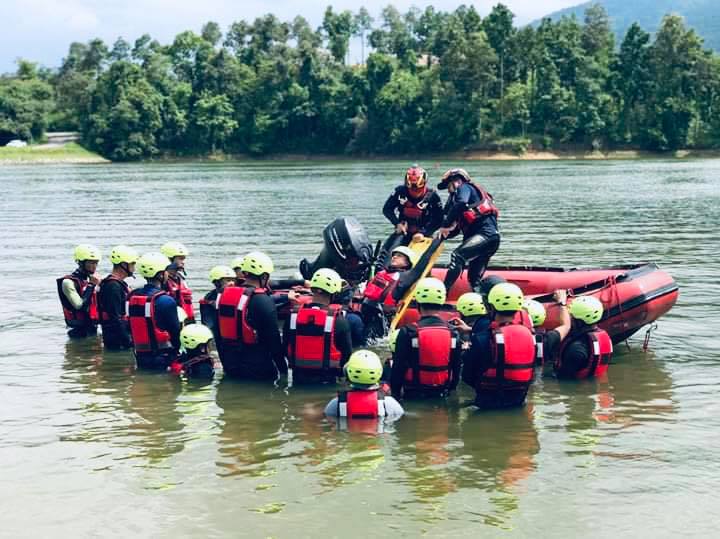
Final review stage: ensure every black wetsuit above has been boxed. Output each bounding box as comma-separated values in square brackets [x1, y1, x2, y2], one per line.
[543, 328, 592, 378]
[98, 276, 132, 350]
[442, 183, 500, 293]
[220, 291, 287, 380]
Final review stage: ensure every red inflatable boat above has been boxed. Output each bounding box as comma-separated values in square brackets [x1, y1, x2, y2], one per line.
[397, 263, 679, 343]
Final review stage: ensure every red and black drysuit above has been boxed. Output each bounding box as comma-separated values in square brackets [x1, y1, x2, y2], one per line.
[377, 185, 443, 270]
[440, 181, 500, 293]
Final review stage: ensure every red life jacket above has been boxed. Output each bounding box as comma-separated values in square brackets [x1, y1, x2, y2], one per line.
[166, 276, 194, 322]
[56, 273, 99, 327]
[98, 275, 130, 322]
[217, 286, 266, 345]
[127, 290, 172, 354]
[480, 322, 535, 389]
[459, 182, 499, 231]
[404, 323, 456, 389]
[337, 389, 386, 419]
[513, 309, 533, 330]
[286, 304, 343, 371]
[364, 270, 400, 306]
[555, 327, 613, 379]
[398, 189, 431, 233]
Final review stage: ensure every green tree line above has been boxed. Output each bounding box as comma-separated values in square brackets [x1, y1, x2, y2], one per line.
[2, 3, 720, 159]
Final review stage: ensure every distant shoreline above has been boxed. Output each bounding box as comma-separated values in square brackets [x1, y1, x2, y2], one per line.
[3, 144, 720, 165]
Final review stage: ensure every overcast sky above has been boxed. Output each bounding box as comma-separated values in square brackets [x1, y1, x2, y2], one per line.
[1, 0, 581, 73]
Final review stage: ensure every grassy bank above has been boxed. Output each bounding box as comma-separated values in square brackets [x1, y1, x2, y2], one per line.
[0, 142, 108, 164]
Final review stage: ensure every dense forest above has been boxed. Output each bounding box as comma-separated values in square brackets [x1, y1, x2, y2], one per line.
[2, 3, 720, 160]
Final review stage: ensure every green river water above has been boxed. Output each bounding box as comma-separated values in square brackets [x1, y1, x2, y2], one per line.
[0, 160, 718, 537]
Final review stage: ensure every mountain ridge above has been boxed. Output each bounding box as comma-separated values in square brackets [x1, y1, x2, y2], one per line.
[532, 0, 720, 50]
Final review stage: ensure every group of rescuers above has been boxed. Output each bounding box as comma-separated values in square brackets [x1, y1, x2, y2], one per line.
[58, 165, 613, 425]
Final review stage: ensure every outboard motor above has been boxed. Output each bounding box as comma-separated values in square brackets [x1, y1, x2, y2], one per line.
[300, 217, 373, 283]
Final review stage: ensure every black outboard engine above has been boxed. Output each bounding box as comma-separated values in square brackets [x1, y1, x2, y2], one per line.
[299, 217, 373, 283]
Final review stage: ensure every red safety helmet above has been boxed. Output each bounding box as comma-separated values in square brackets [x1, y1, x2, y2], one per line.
[405, 165, 428, 194]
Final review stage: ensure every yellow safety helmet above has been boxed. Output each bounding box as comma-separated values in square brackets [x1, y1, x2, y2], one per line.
[137, 252, 170, 279]
[310, 268, 342, 294]
[414, 277, 446, 305]
[488, 282, 524, 313]
[457, 292, 488, 317]
[345, 350, 383, 385]
[109, 245, 139, 265]
[74, 244, 101, 263]
[230, 256, 245, 270]
[209, 265, 235, 283]
[391, 245, 417, 268]
[180, 324, 214, 350]
[240, 251, 274, 276]
[569, 296, 604, 325]
[523, 299, 547, 327]
[160, 241, 189, 259]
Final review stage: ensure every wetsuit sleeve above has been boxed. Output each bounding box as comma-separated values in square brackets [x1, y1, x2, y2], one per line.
[324, 397, 339, 417]
[392, 238, 444, 301]
[390, 327, 411, 397]
[282, 315, 291, 355]
[63, 279, 95, 310]
[419, 192, 444, 236]
[383, 396, 405, 418]
[442, 185, 472, 227]
[252, 294, 287, 375]
[155, 295, 182, 350]
[272, 293, 290, 308]
[382, 189, 401, 226]
[334, 316, 353, 366]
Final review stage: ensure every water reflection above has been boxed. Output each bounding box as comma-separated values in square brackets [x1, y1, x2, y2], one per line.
[215, 379, 293, 478]
[393, 402, 461, 524]
[60, 339, 188, 469]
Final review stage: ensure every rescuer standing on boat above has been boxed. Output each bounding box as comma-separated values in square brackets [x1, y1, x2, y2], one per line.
[434, 168, 500, 294]
[377, 165, 444, 271]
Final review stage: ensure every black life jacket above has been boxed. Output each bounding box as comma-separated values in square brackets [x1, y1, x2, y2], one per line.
[98, 275, 130, 322]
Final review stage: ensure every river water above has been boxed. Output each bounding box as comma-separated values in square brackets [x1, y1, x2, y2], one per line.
[0, 160, 718, 537]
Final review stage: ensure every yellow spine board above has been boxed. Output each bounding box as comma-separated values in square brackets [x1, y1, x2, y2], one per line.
[389, 237, 444, 332]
